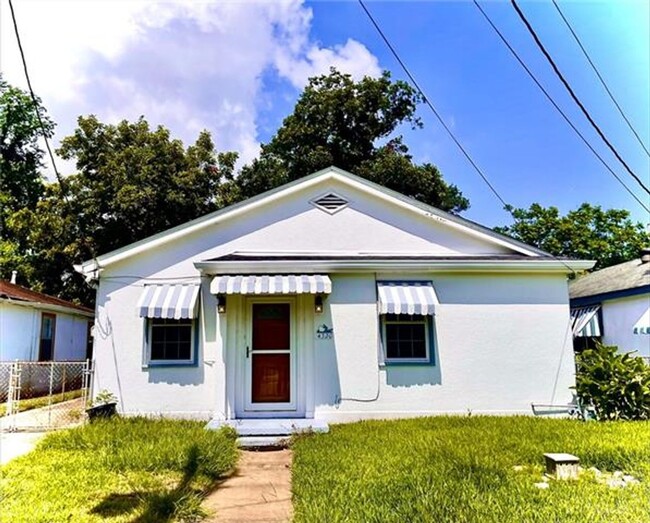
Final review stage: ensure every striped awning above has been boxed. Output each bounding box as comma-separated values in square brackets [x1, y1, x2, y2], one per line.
[377, 281, 438, 315]
[570, 305, 601, 337]
[210, 275, 332, 295]
[137, 284, 200, 319]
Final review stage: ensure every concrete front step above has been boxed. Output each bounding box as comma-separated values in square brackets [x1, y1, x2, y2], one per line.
[237, 436, 291, 449]
[206, 418, 329, 436]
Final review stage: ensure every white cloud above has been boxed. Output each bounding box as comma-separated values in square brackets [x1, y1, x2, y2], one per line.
[0, 0, 381, 177]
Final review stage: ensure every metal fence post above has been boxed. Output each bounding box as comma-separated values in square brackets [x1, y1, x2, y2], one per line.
[47, 362, 55, 428]
[62, 364, 67, 398]
[5, 361, 21, 432]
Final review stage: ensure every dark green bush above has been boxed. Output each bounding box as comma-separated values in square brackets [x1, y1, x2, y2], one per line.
[575, 343, 650, 420]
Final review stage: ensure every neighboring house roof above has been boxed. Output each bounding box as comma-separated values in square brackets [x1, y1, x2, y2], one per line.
[0, 280, 94, 316]
[75, 166, 594, 275]
[569, 258, 650, 303]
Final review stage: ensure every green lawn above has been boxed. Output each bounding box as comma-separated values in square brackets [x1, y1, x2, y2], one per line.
[0, 418, 238, 523]
[292, 416, 650, 523]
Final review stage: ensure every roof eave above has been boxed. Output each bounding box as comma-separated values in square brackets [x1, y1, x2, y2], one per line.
[0, 297, 94, 317]
[194, 258, 594, 274]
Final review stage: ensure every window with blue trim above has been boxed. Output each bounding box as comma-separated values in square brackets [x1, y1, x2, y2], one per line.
[382, 314, 430, 363]
[147, 318, 195, 364]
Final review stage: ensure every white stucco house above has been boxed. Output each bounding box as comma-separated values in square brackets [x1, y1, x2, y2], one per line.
[570, 252, 650, 361]
[75, 167, 593, 429]
[0, 280, 94, 362]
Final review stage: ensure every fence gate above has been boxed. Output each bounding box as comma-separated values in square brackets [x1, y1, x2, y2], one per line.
[1, 361, 93, 432]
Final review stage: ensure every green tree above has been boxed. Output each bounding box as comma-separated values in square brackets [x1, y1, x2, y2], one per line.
[495, 203, 649, 269]
[0, 77, 52, 219]
[238, 69, 468, 213]
[0, 76, 54, 285]
[9, 116, 239, 303]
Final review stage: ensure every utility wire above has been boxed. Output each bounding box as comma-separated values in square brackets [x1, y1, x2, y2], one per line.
[357, 0, 508, 210]
[552, 0, 650, 158]
[511, 0, 650, 196]
[9, 0, 103, 279]
[8, 0, 66, 196]
[473, 0, 650, 213]
[358, 0, 589, 278]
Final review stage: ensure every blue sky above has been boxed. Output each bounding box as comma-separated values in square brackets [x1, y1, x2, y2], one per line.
[1, 0, 648, 228]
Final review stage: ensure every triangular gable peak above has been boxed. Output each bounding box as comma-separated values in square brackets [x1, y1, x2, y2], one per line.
[77, 167, 557, 275]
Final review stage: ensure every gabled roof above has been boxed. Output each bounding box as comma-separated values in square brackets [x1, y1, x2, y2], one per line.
[570, 258, 650, 301]
[76, 166, 590, 274]
[0, 280, 94, 315]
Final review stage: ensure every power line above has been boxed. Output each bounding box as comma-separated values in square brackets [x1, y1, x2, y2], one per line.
[511, 0, 650, 196]
[9, 0, 103, 278]
[551, 0, 650, 158]
[8, 0, 66, 196]
[357, 0, 590, 278]
[473, 0, 650, 213]
[357, 0, 508, 210]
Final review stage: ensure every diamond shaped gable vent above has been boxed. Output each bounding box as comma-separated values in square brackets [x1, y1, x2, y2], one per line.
[311, 192, 349, 214]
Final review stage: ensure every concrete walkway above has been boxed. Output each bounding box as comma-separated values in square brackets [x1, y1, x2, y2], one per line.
[1, 398, 84, 431]
[0, 431, 46, 465]
[204, 449, 293, 523]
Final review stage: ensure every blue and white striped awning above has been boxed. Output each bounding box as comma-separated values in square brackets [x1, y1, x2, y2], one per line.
[570, 305, 601, 337]
[210, 275, 332, 295]
[377, 281, 438, 315]
[137, 284, 200, 319]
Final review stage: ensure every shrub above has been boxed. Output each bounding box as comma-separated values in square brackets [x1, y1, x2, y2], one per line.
[575, 343, 650, 420]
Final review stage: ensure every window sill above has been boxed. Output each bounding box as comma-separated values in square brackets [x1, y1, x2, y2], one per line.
[381, 360, 434, 367]
[142, 361, 198, 369]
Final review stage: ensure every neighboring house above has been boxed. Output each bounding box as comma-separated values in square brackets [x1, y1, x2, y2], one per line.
[0, 280, 94, 362]
[75, 167, 592, 424]
[569, 252, 650, 360]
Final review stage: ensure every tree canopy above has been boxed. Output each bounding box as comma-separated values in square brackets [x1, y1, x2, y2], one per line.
[237, 69, 469, 213]
[495, 203, 649, 270]
[2, 69, 473, 304]
[0, 76, 52, 232]
[3, 114, 240, 303]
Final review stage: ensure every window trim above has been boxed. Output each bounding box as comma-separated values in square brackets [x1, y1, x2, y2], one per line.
[380, 314, 436, 366]
[144, 317, 198, 368]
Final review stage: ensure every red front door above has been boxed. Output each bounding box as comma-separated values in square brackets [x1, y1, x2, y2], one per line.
[251, 303, 291, 403]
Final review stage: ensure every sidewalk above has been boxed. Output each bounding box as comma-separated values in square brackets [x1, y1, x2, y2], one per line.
[1, 397, 84, 431]
[0, 431, 46, 465]
[204, 449, 293, 522]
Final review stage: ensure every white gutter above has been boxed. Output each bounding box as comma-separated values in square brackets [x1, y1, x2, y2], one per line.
[0, 297, 94, 318]
[194, 259, 595, 274]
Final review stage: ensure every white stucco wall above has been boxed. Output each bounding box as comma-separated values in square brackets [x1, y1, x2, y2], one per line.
[601, 294, 650, 358]
[312, 273, 574, 420]
[92, 278, 223, 419]
[0, 302, 91, 361]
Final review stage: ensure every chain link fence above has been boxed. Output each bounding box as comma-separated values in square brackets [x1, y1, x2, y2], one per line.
[1, 361, 93, 432]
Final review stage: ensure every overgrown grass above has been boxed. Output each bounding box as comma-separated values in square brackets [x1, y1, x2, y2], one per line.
[0, 417, 238, 522]
[292, 416, 650, 522]
[0, 389, 83, 417]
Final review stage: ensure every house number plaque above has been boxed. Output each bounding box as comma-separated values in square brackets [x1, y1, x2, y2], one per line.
[316, 324, 333, 339]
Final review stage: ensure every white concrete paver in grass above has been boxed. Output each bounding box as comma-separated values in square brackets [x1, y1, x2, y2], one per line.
[0, 431, 46, 465]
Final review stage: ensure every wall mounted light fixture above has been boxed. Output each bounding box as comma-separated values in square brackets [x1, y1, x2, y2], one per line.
[217, 295, 227, 314]
[315, 295, 324, 314]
